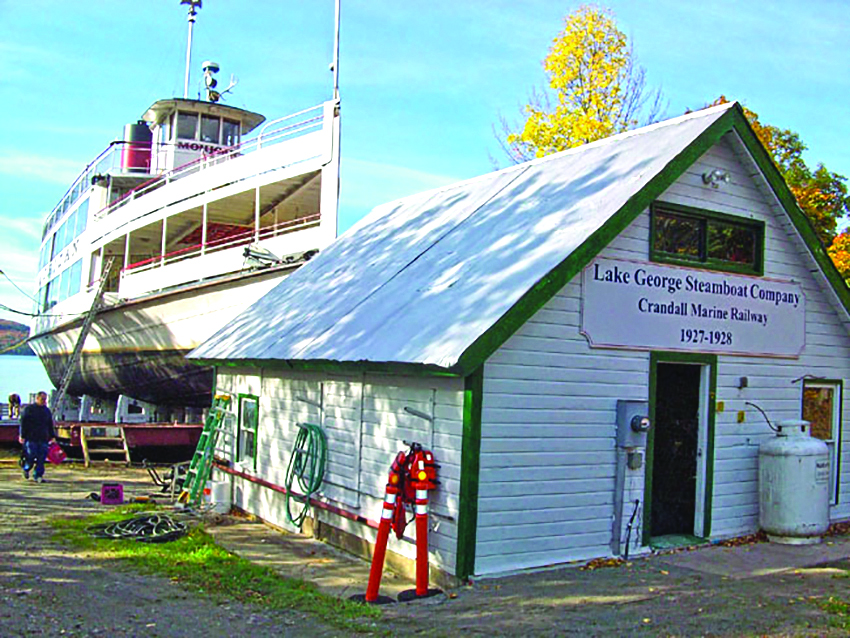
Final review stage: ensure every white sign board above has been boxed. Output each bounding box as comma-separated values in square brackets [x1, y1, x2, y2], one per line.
[581, 258, 805, 358]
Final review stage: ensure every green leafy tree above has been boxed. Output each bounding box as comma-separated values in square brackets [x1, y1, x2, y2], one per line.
[497, 5, 664, 163]
[711, 96, 850, 247]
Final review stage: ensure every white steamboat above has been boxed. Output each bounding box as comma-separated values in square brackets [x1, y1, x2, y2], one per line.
[28, 2, 341, 420]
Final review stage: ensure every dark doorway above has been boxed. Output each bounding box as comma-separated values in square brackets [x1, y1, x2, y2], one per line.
[651, 363, 702, 537]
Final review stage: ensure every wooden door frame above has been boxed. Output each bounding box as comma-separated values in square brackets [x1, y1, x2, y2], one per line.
[643, 351, 717, 545]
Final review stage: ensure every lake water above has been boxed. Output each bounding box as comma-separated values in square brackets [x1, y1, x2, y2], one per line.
[0, 355, 54, 403]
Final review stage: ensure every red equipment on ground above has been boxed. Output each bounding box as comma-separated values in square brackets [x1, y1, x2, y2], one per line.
[361, 441, 440, 603]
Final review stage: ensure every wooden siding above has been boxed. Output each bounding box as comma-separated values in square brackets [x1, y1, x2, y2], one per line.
[214, 368, 465, 574]
[477, 133, 850, 575]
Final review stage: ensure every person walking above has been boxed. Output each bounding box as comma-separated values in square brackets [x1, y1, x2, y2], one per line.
[19, 391, 56, 483]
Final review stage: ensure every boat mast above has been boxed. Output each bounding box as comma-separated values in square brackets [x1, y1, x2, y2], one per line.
[181, 0, 202, 99]
[332, 0, 341, 101]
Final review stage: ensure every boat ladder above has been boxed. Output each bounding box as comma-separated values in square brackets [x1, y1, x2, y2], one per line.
[179, 394, 233, 505]
[50, 257, 116, 413]
[80, 424, 131, 468]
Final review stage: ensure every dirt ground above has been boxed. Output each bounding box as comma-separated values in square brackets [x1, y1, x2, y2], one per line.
[0, 462, 346, 637]
[2, 458, 850, 637]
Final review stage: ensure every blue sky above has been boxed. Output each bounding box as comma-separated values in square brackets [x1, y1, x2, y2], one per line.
[0, 0, 848, 321]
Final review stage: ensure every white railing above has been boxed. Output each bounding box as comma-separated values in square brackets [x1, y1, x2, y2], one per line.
[121, 213, 321, 276]
[94, 103, 327, 222]
[42, 141, 135, 239]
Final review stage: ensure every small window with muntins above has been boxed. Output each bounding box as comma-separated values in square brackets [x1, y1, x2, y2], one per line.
[651, 203, 764, 275]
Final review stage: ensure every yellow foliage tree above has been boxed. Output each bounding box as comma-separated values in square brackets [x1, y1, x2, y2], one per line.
[499, 5, 663, 163]
[828, 231, 850, 285]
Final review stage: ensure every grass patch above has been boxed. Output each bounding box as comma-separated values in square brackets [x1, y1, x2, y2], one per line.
[50, 506, 382, 632]
[820, 596, 850, 631]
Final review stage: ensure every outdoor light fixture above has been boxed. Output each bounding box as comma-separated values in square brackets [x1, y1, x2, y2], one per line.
[702, 169, 731, 189]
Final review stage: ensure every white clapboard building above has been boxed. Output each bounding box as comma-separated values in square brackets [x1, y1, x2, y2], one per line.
[190, 102, 850, 582]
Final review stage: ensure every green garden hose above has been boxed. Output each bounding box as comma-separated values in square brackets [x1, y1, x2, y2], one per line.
[284, 422, 327, 528]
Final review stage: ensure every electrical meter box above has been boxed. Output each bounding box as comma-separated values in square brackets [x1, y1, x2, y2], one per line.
[617, 400, 651, 448]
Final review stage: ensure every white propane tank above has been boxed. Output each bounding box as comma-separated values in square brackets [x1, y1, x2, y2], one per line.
[759, 419, 830, 544]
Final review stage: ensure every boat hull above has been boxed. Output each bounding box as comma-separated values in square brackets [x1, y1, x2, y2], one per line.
[30, 265, 293, 406]
[39, 348, 212, 408]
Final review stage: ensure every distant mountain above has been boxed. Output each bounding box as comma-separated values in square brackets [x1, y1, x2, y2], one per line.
[0, 319, 34, 356]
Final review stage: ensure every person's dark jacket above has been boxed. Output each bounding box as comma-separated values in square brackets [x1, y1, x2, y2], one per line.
[19, 404, 56, 443]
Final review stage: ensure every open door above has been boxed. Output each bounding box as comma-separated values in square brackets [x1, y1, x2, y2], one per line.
[646, 353, 716, 545]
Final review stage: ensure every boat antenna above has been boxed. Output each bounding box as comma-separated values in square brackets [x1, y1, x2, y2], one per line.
[331, 0, 340, 101]
[181, 0, 203, 99]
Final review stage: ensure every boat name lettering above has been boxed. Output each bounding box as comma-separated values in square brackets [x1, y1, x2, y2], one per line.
[176, 141, 228, 154]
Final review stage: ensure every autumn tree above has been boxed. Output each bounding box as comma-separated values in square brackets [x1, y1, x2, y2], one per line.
[828, 231, 850, 284]
[497, 5, 664, 163]
[711, 96, 850, 248]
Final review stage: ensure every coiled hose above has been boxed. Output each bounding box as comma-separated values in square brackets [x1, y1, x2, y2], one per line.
[285, 422, 327, 528]
[86, 512, 189, 543]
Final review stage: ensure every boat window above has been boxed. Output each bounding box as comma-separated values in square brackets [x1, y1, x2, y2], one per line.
[200, 115, 220, 143]
[158, 121, 169, 145]
[76, 199, 89, 235]
[42, 283, 51, 312]
[60, 268, 72, 301]
[47, 276, 58, 309]
[68, 260, 82, 298]
[54, 220, 67, 256]
[176, 112, 199, 140]
[63, 212, 75, 250]
[222, 119, 239, 146]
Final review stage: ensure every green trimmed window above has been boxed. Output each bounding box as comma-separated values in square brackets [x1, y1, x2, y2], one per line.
[802, 381, 842, 504]
[237, 395, 259, 469]
[651, 203, 764, 275]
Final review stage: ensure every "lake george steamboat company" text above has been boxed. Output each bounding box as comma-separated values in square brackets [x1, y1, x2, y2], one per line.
[581, 258, 806, 357]
[592, 262, 801, 327]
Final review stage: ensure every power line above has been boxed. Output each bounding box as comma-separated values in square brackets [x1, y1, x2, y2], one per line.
[0, 302, 84, 319]
[0, 268, 37, 302]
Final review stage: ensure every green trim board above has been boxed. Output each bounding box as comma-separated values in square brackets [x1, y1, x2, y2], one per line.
[455, 368, 483, 581]
[649, 201, 765, 276]
[643, 351, 717, 546]
[193, 357, 461, 378]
